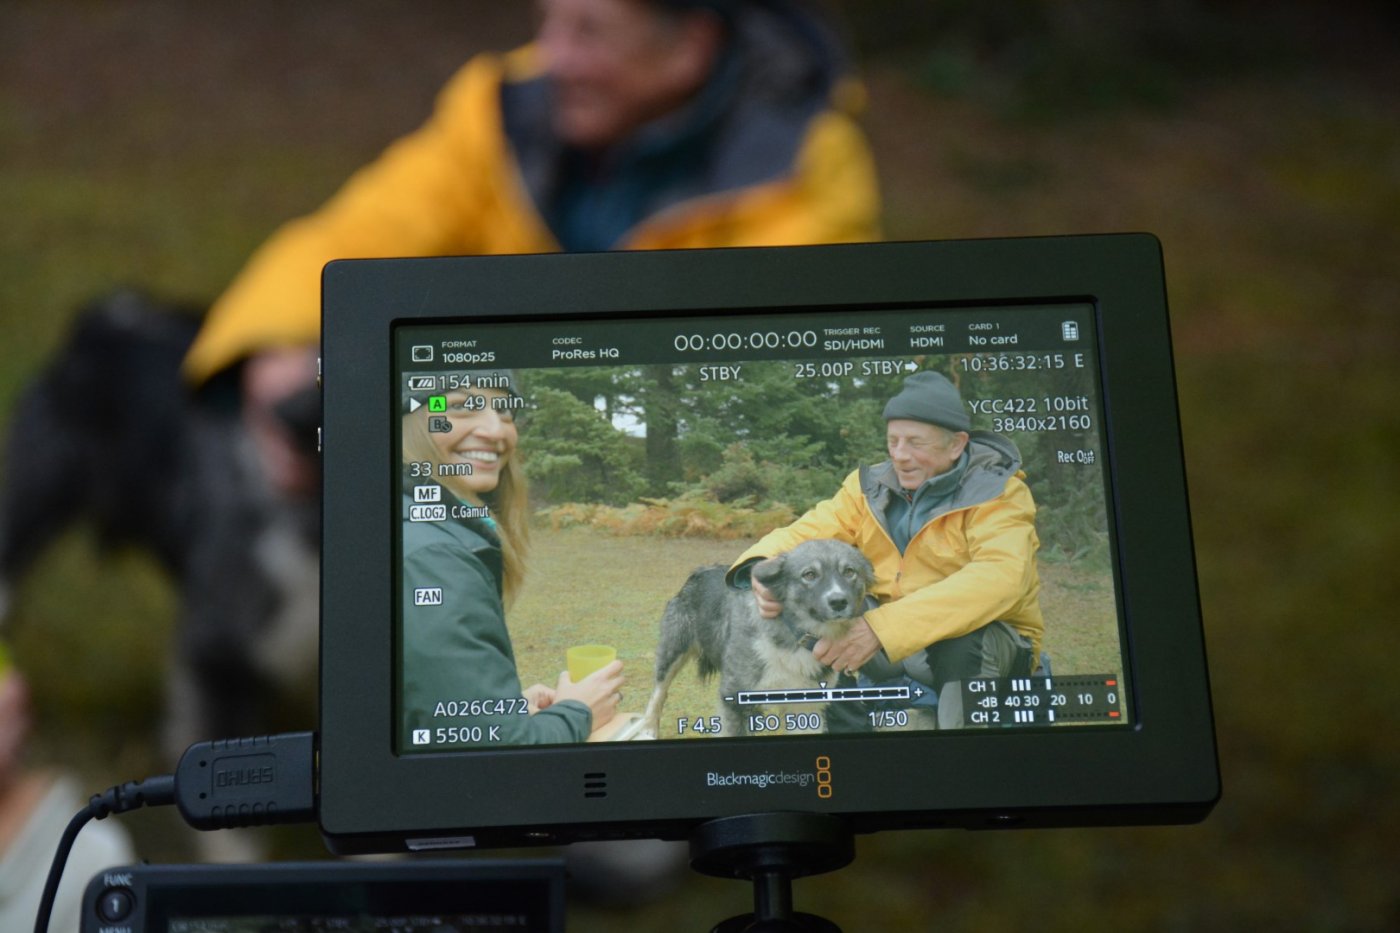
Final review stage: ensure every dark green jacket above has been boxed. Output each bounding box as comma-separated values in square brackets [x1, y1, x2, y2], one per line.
[400, 493, 590, 749]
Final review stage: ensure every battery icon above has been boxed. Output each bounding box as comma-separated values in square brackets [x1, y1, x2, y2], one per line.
[1061, 321, 1080, 341]
[408, 376, 436, 391]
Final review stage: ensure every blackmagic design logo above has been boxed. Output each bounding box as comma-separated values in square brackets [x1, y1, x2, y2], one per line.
[703, 755, 834, 798]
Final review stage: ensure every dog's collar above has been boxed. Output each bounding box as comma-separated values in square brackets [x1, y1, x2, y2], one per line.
[776, 611, 819, 653]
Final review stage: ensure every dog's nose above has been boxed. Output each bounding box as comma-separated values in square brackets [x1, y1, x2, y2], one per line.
[828, 596, 849, 614]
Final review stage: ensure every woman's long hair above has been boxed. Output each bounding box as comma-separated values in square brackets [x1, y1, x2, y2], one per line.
[402, 415, 530, 606]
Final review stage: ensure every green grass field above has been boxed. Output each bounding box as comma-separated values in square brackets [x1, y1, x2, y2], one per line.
[511, 528, 739, 734]
[511, 526, 1118, 738]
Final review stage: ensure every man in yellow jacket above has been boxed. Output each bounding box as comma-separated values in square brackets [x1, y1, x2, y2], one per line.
[183, 0, 880, 495]
[727, 371, 1044, 730]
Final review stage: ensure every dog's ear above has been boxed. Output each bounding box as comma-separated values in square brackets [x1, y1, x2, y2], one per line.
[837, 546, 874, 595]
[854, 551, 875, 590]
[751, 553, 787, 598]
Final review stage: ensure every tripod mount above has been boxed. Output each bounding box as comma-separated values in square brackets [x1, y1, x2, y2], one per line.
[689, 812, 855, 932]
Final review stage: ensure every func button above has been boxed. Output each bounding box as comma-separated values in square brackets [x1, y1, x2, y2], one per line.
[98, 887, 135, 922]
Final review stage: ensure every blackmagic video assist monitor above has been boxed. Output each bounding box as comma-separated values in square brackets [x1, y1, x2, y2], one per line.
[319, 236, 1218, 855]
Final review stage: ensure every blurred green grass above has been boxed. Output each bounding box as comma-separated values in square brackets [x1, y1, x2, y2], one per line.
[2, 1, 1398, 929]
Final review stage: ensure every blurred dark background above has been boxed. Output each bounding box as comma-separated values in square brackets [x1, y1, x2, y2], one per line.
[2, 1, 1397, 929]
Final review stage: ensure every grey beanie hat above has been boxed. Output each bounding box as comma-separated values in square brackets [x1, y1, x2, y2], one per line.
[882, 371, 971, 432]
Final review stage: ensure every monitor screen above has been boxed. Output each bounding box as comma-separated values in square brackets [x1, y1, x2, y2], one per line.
[318, 236, 1217, 853]
[392, 302, 1127, 753]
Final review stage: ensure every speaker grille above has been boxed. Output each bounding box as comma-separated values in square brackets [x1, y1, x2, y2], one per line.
[583, 772, 608, 799]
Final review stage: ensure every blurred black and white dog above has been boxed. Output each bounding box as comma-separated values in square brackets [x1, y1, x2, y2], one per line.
[0, 291, 320, 760]
[639, 538, 874, 738]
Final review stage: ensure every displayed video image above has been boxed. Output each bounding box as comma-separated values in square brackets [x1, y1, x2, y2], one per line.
[394, 304, 1129, 754]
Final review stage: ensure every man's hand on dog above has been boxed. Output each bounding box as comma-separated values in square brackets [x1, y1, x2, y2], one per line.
[553, 659, 625, 728]
[750, 573, 784, 619]
[243, 346, 320, 498]
[750, 562, 883, 675]
[813, 618, 883, 676]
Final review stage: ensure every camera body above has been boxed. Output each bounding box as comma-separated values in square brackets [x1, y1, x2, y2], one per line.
[81, 859, 565, 932]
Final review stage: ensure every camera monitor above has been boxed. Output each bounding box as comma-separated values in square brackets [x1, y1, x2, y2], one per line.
[319, 235, 1217, 855]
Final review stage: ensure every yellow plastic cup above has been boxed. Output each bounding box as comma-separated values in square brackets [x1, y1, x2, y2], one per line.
[566, 644, 617, 682]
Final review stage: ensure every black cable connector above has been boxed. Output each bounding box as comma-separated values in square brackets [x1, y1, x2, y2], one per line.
[34, 730, 318, 933]
[174, 731, 317, 830]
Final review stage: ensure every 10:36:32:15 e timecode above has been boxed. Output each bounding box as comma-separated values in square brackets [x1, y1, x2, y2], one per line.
[958, 353, 1085, 371]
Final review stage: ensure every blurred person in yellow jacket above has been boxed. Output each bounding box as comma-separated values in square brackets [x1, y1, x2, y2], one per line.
[183, 0, 881, 496]
[726, 371, 1044, 730]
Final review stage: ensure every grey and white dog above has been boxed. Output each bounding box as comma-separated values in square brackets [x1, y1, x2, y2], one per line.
[638, 538, 874, 738]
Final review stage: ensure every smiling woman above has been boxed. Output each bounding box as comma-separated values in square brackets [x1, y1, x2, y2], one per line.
[401, 372, 530, 602]
[398, 370, 627, 747]
[417, 387, 518, 504]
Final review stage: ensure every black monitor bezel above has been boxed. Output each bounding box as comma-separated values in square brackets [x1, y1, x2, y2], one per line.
[319, 235, 1218, 854]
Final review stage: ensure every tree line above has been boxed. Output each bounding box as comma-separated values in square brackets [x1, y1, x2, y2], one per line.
[514, 358, 1108, 561]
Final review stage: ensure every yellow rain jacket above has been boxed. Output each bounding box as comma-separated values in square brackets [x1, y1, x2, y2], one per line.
[729, 435, 1044, 665]
[183, 22, 881, 384]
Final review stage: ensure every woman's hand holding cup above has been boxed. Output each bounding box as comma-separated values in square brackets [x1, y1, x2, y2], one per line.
[556, 653, 625, 729]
